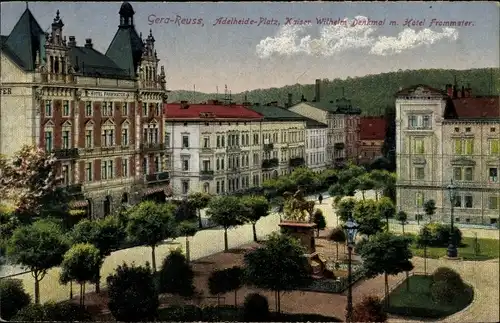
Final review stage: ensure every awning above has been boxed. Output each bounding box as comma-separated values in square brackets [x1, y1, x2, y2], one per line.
[164, 185, 173, 197]
[70, 200, 88, 208]
[143, 186, 166, 196]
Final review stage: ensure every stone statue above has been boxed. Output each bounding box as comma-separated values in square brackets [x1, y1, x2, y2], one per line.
[75, 89, 82, 101]
[282, 189, 316, 222]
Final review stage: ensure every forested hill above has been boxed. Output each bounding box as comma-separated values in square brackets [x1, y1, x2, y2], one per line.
[169, 68, 500, 116]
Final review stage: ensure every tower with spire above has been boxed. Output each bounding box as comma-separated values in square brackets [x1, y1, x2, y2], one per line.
[44, 9, 70, 79]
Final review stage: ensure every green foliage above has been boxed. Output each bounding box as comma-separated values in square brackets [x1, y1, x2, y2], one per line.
[107, 262, 159, 322]
[430, 267, 466, 304]
[178, 220, 198, 237]
[288, 167, 319, 192]
[188, 192, 212, 210]
[423, 200, 437, 220]
[357, 232, 414, 279]
[396, 210, 408, 224]
[208, 266, 243, 297]
[207, 196, 247, 229]
[59, 243, 102, 285]
[71, 216, 125, 257]
[378, 197, 395, 220]
[12, 301, 92, 321]
[158, 249, 195, 297]
[243, 293, 270, 322]
[313, 209, 326, 231]
[353, 199, 385, 237]
[336, 197, 357, 222]
[242, 195, 270, 223]
[243, 232, 312, 293]
[171, 68, 500, 115]
[352, 295, 388, 323]
[417, 223, 463, 247]
[0, 278, 31, 319]
[328, 227, 346, 243]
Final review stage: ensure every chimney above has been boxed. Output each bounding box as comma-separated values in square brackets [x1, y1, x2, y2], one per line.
[461, 85, 465, 98]
[84, 38, 93, 49]
[465, 83, 472, 97]
[288, 93, 292, 107]
[315, 79, 321, 102]
[68, 36, 76, 47]
[452, 85, 458, 98]
[180, 100, 189, 109]
[446, 84, 453, 97]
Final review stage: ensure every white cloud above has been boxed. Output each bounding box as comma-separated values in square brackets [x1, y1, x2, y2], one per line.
[255, 16, 459, 58]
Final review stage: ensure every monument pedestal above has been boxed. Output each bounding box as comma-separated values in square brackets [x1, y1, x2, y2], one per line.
[279, 221, 318, 273]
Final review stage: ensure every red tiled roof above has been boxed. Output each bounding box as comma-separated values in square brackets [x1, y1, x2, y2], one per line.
[359, 117, 386, 140]
[452, 97, 500, 119]
[164, 102, 264, 120]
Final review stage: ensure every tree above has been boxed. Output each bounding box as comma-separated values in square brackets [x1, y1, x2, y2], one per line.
[328, 227, 346, 260]
[178, 221, 198, 262]
[430, 267, 467, 304]
[242, 195, 270, 242]
[243, 232, 312, 313]
[356, 173, 376, 200]
[356, 232, 414, 306]
[188, 192, 212, 228]
[208, 266, 243, 306]
[7, 219, 68, 304]
[352, 295, 388, 322]
[158, 248, 195, 297]
[353, 199, 384, 237]
[59, 243, 102, 306]
[0, 145, 71, 225]
[107, 262, 159, 322]
[288, 167, 319, 193]
[71, 216, 126, 293]
[0, 278, 31, 320]
[126, 201, 178, 271]
[377, 197, 396, 232]
[206, 196, 246, 251]
[423, 199, 437, 222]
[313, 209, 326, 237]
[12, 302, 92, 322]
[336, 197, 357, 222]
[396, 210, 408, 234]
[243, 293, 270, 322]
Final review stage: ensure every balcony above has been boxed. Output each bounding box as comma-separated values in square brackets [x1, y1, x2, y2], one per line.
[140, 143, 164, 152]
[289, 157, 305, 168]
[264, 143, 274, 151]
[200, 147, 214, 154]
[144, 171, 170, 184]
[334, 142, 345, 150]
[226, 145, 241, 152]
[262, 158, 279, 169]
[200, 170, 215, 180]
[53, 148, 79, 159]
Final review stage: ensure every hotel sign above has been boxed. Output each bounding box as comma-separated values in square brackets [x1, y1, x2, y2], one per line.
[85, 90, 130, 98]
[0, 88, 12, 95]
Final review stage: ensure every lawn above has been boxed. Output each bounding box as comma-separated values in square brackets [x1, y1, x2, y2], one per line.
[410, 237, 499, 260]
[385, 274, 473, 318]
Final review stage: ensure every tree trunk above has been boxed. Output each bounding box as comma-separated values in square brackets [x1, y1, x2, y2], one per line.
[424, 245, 427, 275]
[95, 269, 101, 294]
[185, 237, 191, 262]
[362, 191, 365, 200]
[386, 216, 390, 232]
[224, 228, 229, 251]
[384, 273, 389, 307]
[277, 290, 281, 313]
[198, 209, 203, 229]
[375, 191, 379, 200]
[336, 243, 339, 260]
[234, 289, 238, 306]
[317, 228, 320, 237]
[80, 283, 83, 306]
[252, 223, 257, 242]
[402, 224, 405, 235]
[151, 245, 157, 272]
[82, 283, 87, 306]
[34, 277, 40, 305]
[69, 281, 73, 299]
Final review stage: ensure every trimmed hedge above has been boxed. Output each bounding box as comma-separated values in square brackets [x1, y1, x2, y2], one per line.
[12, 302, 92, 321]
[417, 223, 463, 247]
[300, 265, 366, 293]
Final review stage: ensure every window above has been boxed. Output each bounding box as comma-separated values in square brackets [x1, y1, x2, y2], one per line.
[182, 180, 189, 194]
[102, 129, 114, 146]
[121, 128, 128, 146]
[415, 192, 424, 207]
[45, 100, 52, 117]
[489, 168, 498, 182]
[491, 127, 496, 133]
[62, 100, 70, 116]
[85, 162, 93, 181]
[143, 157, 148, 175]
[164, 132, 170, 147]
[155, 103, 160, 116]
[464, 167, 473, 181]
[216, 181, 220, 194]
[465, 127, 471, 132]
[489, 139, 500, 155]
[122, 102, 128, 116]
[62, 165, 69, 185]
[455, 138, 474, 155]
[62, 130, 70, 149]
[454, 195, 462, 208]
[44, 130, 53, 152]
[408, 114, 432, 129]
[412, 138, 424, 154]
[488, 196, 499, 209]
[85, 129, 93, 148]
[101, 160, 114, 180]
[102, 102, 113, 117]
[203, 137, 210, 148]
[415, 167, 425, 179]
[85, 101, 93, 116]
[203, 160, 210, 171]
[217, 136, 220, 148]
[142, 102, 148, 116]
[182, 135, 189, 148]
[154, 156, 160, 172]
[221, 136, 225, 147]
[454, 127, 460, 133]
[183, 159, 189, 171]
[464, 195, 473, 208]
[122, 158, 129, 177]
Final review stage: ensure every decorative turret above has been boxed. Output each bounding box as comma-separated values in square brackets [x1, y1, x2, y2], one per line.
[50, 10, 64, 46]
[119, 1, 135, 27]
[44, 10, 70, 78]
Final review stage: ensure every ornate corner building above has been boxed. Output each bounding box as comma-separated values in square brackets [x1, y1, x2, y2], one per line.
[395, 84, 500, 225]
[0, 2, 170, 218]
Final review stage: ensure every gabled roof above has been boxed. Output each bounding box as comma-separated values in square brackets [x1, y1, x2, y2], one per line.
[305, 118, 327, 128]
[291, 100, 361, 115]
[105, 26, 143, 79]
[359, 116, 386, 140]
[2, 8, 45, 71]
[69, 46, 130, 78]
[293, 101, 338, 113]
[395, 84, 448, 98]
[164, 102, 263, 120]
[247, 104, 307, 121]
[446, 97, 500, 120]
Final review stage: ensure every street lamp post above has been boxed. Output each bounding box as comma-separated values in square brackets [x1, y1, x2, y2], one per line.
[343, 216, 359, 323]
[446, 180, 458, 258]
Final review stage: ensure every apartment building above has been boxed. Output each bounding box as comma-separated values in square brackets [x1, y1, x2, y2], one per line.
[395, 84, 500, 225]
[0, 3, 169, 218]
[305, 119, 328, 172]
[358, 116, 386, 165]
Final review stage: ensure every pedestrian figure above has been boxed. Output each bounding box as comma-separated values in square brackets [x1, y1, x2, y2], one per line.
[318, 194, 323, 204]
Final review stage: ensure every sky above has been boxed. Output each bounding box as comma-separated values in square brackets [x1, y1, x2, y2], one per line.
[1, 1, 498, 93]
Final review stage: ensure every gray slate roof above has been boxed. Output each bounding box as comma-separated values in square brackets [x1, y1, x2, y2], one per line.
[105, 27, 144, 79]
[247, 104, 308, 121]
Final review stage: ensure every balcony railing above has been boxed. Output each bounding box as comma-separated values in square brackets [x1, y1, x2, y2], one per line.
[226, 145, 241, 152]
[262, 158, 279, 169]
[140, 143, 164, 152]
[200, 170, 215, 180]
[53, 148, 79, 159]
[200, 147, 214, 154]
[289, 157, 305, 167]
[264, 143, 274, 150]
[144, 171, 169, 183]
